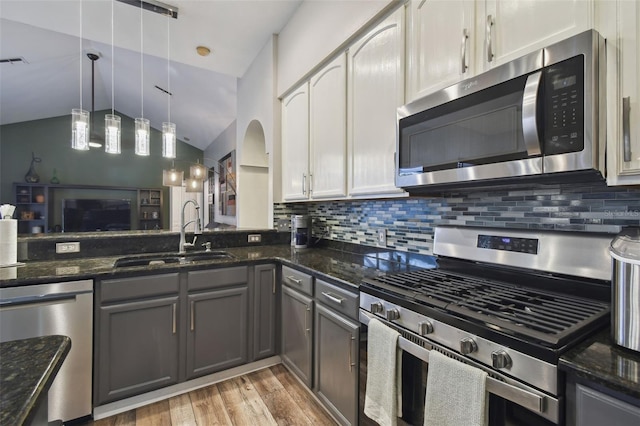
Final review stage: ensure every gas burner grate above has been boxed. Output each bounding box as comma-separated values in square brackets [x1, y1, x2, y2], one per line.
[364, 269, 610, 346]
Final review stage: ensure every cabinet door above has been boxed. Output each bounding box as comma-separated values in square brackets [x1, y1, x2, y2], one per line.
[348, 7, 407, 197]
[281, 286, 313, 387]
[314, 304, 359, 426]
[186, 286, 248, 380]
[576, 384, 640, 426]
[253, 264, 277, 360]
[611, 0, 640, 180]
[406, 0, 475, 101]
[97, 296, 179, 405]
[310, 54, 347, 199]
[481, 0, 593, 71]
[282, 82, 310, 201]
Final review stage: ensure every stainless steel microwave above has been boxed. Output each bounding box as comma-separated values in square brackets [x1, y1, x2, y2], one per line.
[396, 30, 605, 192]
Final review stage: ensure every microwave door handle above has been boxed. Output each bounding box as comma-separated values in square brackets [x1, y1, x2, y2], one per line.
[522, 71, 543, 156]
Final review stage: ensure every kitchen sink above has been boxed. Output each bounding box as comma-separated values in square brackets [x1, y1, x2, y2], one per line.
[113, 251, 234, 268]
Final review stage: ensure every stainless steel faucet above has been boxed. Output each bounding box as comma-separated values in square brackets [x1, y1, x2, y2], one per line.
[179, 199, 202, 254]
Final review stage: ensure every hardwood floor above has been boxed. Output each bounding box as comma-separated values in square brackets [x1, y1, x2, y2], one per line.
[90, 365, 338, 426]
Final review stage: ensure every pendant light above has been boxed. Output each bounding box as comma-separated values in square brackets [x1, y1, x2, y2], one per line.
[162, 14, 176, 158]
[185, 177, 203, 192]
[190, 159, 207, 181]
[105, 0, 121, 154]
[135, 2, 150, 156]
[71, 0, 89, 151]
[162, 161, 183, 186]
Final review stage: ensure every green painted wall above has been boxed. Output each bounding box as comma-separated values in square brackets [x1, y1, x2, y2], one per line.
[1, 110, 204, 230]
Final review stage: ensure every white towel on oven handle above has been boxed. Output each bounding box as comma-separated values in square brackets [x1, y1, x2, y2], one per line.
[364, 317, 403, 426]
[423, 350, 488, 426]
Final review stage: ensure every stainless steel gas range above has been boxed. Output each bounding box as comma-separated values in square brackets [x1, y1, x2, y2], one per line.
[359, 226, 612, 425]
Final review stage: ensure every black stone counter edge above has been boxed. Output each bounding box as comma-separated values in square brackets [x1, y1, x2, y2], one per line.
[0, 335, 71, 426]
[559, 329, 640, 402]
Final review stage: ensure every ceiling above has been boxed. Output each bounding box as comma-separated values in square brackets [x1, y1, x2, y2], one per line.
[0, 0, 303, 150]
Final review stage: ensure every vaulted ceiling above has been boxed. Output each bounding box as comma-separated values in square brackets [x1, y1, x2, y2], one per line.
[0, 0, 303, 150]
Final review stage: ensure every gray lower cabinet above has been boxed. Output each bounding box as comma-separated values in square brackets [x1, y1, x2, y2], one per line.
[186, 286, 248, 379]
[95, 273, 180, 405]
[281, 285, 314, 387]
[314, 278, 359, 425]
[575, 384, 640, 426]
[252, 264, 277, 360]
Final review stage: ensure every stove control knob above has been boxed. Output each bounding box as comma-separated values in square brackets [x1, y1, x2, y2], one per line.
[491, 350, 512, 369]
[418, 321, 434, 336]
[460, 337, 478, 355]
[386, 308, 400, 321]
[370, 302, 384, 314]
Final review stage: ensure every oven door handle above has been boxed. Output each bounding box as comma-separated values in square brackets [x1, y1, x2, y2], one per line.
[359, 310, 545, 416]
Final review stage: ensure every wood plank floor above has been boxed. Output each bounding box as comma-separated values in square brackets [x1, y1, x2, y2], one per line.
[90, 365, 338, 426]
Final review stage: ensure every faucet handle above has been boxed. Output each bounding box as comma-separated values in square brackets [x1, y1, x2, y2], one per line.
[202, 242, 212, 252]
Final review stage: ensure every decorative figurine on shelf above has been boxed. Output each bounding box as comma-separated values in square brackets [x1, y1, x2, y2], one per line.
[50, 168, 60, 184]
[24, 152, 41, 183]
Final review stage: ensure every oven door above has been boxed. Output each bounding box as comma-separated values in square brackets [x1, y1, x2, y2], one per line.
[359, 309, 560, 426]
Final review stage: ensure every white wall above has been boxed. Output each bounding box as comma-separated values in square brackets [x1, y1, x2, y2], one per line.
[236, 35, 279, 227]
[277, 0, 393, 96]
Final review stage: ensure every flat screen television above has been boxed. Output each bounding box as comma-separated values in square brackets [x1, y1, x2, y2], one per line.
[62, 199, 132, 232]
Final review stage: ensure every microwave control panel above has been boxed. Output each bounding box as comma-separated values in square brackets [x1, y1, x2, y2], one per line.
[543, 55, 584, 155]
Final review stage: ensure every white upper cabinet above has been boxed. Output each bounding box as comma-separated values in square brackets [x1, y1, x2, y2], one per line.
[348, 7, 406, 197]
[479, 0, 594, 71]
[406, 0, 476, 102]
[309, 54, 347, 199]
[605, 0, 640, 185]
[281, 82, 310, 201]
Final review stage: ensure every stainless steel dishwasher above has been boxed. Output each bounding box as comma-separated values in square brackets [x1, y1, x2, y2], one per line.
[0, 279, 93, 423]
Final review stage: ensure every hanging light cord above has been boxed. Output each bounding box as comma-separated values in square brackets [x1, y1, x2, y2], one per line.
[140, 1, 144, 118]
[167, 14, 171, 123]
[79, 0, 83, 110]
[111, 0, 115, 115]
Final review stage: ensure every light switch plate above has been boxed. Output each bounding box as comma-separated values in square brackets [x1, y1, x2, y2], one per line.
[377, 229, 387, 246]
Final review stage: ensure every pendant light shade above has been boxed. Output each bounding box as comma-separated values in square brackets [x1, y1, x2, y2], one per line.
[190, 160, 207, 181]
[185, 177, 203, 192]
[105, 114, 121, 154]
[162, 122, 177, 158]
[163, 167, 183, 186]
[71, 108, 90, 150]
[135, 118, 150, 156]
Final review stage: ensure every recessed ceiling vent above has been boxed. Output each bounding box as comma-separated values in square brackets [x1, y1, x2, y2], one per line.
[0, 57, 28, 65]
[115, 0, 178, 18]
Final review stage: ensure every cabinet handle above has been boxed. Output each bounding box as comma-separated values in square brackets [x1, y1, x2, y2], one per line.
[305, 305, 311, 335]
[321, 292, 344, 305]
[302, 173, 307, 195]
[286, 275, 302, 285]
[486, 15, 494, 63]
[172, 303, 177, 334]
[309, 173, 313, 195]
[190, 300, 195, 331]
[461, 28, 469, 74]
[272, 269, 276, 294]
[348, 334, 356, 372]
[623, 96, 632, 162]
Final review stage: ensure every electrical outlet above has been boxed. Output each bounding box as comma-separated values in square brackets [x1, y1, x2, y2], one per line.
[377, 229, 387, 246]
[248, 234, 262, 243]
[276, 219, 291, 232]
[56, 242, 80, 253]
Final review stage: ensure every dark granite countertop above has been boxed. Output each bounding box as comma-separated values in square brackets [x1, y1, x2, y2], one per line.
[560, 330, 640, 401]
[0, 335, 71, 425]
[0, 243, 436, 291]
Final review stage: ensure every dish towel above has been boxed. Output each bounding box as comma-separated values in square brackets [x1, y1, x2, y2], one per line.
[364, 317, 402, 426]
[423, 351, 488, 426]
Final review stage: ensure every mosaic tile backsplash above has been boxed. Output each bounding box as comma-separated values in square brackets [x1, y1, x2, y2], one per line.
[274, 183, 640, 255]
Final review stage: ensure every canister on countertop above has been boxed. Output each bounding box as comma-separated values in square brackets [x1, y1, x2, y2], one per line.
[610, 227, 640, 353]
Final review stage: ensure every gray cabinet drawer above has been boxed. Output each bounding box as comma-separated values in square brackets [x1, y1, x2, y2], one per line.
[188, 266, 248, 291]
[100, 273, 180, 303]
[315, 279, 358, 320]
[282, 265, 313, 296]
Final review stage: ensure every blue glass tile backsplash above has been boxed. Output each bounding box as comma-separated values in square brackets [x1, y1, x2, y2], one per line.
[274, 183, 640, 255]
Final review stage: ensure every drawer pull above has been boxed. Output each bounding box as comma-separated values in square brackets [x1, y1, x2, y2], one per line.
[190, 300, 195, 331]
[286, 276, 302, 285]
[322, 292, 344, 305]
[172, 303, 177, 334]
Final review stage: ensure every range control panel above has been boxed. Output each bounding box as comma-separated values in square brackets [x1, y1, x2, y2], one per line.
[477, 235, 539, 254]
